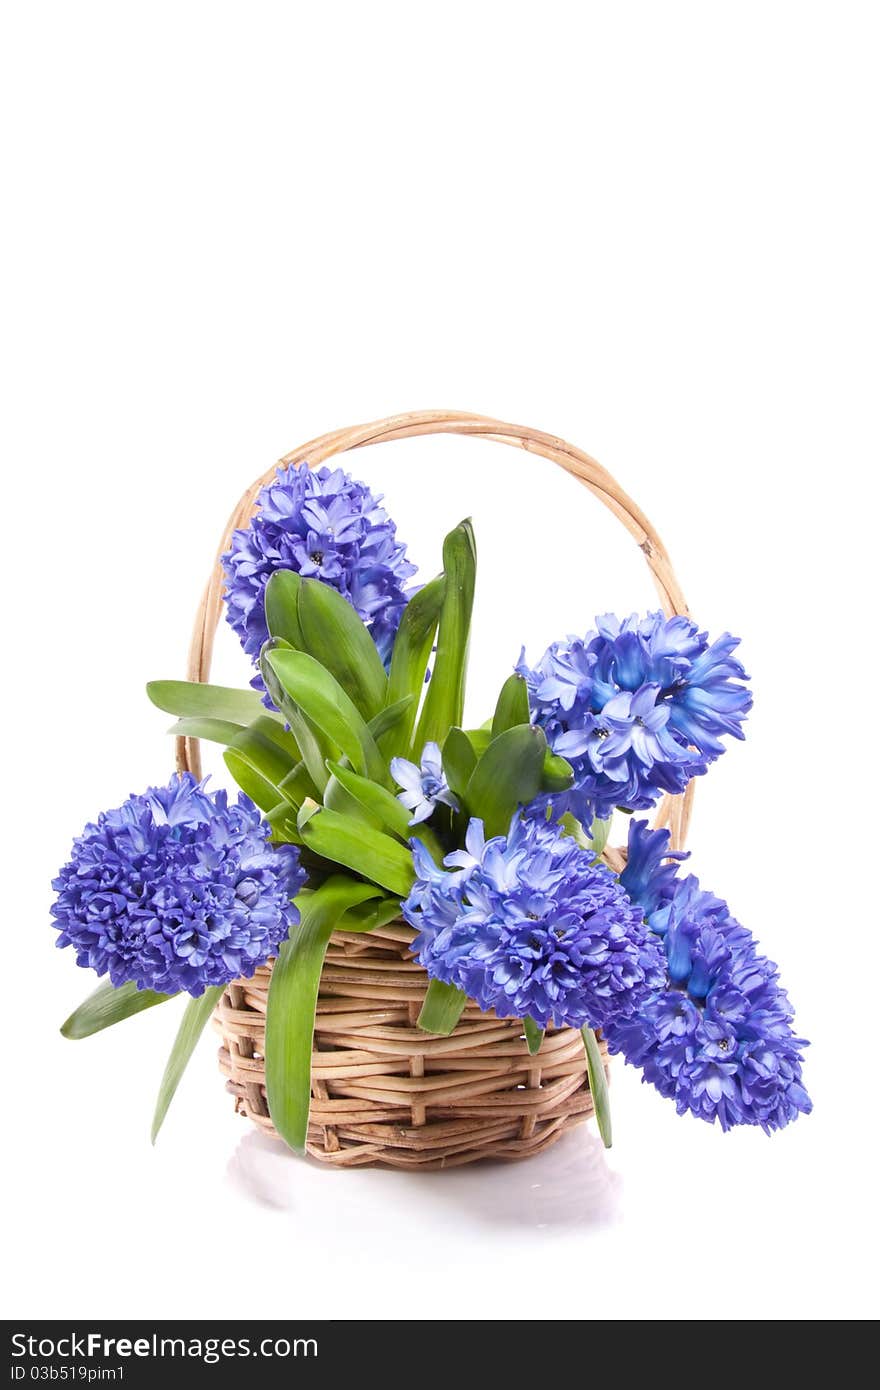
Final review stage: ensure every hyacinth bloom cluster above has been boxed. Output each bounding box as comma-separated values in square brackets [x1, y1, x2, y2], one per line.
[518, 612, 752, 820]
[391, 742, 459, 825]
[604, 820, 811, 1132]
[51, 775, 305, 997]
[222, 461, 417, 670]
[402, 815, 665, 1031]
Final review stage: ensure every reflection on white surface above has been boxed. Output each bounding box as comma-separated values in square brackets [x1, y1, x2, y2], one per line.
[227, 1127, 622, 1231]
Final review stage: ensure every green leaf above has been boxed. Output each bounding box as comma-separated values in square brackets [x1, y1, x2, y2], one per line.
[228, 726, 297, 789]
[297, 578, 388, 719]
[166, 715, 300, 768]
[462, 728, 492, 757]
[265, 803, 303, 843]
[325, 760, 412, 838]
[223, 750, 287, 813]
[441, 727, 477, 801]
[367, 694, 415, 749]
[296, 800, 415, 896]
[417, 978, 467, 1035]
[523, 1016, 544, 1055]
[491, 674, 530, 738]
[277, 759, 320, 808]
[147, 680, 267, 725]
[414, 522, 476, 750]
[265, 648, 386, 784]
[247, 715, 301, 761]
[151, 986, 224, 1142]
[260, 639, 336, 792]
[336, 896, 403, 934]
[541, 750, 574, 793]
[559, 811, 594, 851]
[264, 570, 305, 649]
[167, 717, 246, 745]
[477, 732, 571, 793]
[61, 979, 172, 1039]
[217, 725, 299, 814]
[465, 724, 546, 837]
[265, 879, 384, 1152]
[385, 576, 446, 758]
[582, 1027, 612, 1149]
[327, 761, 443, 861]
[323, 773, 385, 829]
[589, 815, 612, 858]
[560, 812, 612, 859]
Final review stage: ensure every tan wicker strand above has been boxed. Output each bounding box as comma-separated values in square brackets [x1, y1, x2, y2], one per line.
[189, 412, 693, 1167]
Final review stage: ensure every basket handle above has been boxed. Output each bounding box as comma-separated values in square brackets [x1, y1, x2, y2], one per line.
[179, 409, 695, 850]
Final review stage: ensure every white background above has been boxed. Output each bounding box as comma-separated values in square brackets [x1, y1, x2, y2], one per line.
[2, 2, 878, 1322]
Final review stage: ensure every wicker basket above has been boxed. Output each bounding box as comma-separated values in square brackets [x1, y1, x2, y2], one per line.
[179, 411, 693, 1168]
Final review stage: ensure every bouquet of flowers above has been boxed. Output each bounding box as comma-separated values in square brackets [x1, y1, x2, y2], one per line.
[53, 432, 810, 1159]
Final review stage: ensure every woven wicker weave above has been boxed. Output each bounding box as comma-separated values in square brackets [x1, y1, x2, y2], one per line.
[183, 411, 693, 1168]
[215, 922, 605, 1168]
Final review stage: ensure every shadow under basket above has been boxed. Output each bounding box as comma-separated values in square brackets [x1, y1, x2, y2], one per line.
[215, 919, 607, 1169]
